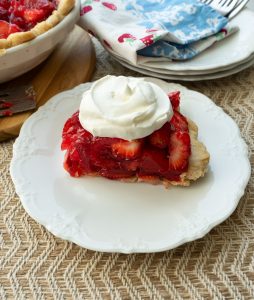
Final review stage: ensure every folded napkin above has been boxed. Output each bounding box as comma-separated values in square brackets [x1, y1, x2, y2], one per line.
[79, 0, 238, 64]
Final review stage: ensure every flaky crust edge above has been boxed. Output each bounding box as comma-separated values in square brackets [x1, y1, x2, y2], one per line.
[0, 0, 75, 53]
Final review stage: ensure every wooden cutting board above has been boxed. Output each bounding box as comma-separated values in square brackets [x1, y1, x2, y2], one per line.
[0, 26, 96, 142]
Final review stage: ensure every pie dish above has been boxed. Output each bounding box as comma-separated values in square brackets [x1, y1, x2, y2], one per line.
[61, 76, 210, 187]
[0, 0, 75, 52]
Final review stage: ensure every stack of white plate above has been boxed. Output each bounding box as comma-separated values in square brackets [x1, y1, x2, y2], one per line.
[105, 8, 254, 81]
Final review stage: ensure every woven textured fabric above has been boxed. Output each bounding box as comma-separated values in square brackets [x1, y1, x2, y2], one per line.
[0, 39, 254, 299]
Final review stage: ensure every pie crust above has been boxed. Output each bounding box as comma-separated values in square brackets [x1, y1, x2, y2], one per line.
[0, 0, 75, 51]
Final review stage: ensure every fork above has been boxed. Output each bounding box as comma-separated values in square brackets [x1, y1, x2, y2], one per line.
[200, 0, 250, 18]
[227, 0, 250, 18]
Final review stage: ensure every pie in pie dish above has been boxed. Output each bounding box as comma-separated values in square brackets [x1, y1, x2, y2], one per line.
[0, 0, 75, 50]
[61, 76, 210, 187]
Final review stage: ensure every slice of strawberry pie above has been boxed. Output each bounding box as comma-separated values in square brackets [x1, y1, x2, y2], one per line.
[61, 76, 209, 187]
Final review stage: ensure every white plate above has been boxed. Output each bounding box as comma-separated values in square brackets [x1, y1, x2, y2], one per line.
[114, 55, 254, 81]
[110, 49, 254, 76]
[10, 81, 251, 253]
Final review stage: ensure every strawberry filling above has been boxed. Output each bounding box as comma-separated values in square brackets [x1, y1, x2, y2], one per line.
[61, 91, 191, 182]
[0, 0, 58, 38]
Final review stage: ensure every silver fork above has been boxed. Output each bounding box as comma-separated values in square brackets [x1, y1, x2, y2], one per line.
[227, 0, 250, 18]
[200, 0, 249, 18]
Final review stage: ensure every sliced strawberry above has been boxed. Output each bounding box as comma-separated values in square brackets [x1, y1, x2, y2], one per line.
[0, 0, 10, 9]
[61, 135, 72, 150]
[0, 20, 21, 38]
[168, 91, 180, 111]
[168, 131, 191, 171]
[99, 169, 134, 180]
[63, 150, 84, 177]
[63, 150, 72, 172]
[74, 143, 93, 171]
[112, 139, 143, 160]
[121, 160, 139, 172]
[139, 148, 168, 175]
[9, 14, 26, 30]
[23, 8, 47, 23]
[64, 138, 99, 177]
[0, 4, 9, 22]
[62, 111, 93, 150]
[90, 138, 119, 169]
[169, 111, 188, 132]
[20, 0, 55, 10]
[148, 122, 170, 149]
[0, 10, 8, 23]
[7, 0, 56, 30]
[62, 111, 79, 133]
[138, 175, 160, 185]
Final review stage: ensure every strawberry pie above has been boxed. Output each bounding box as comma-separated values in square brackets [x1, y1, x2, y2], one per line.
[0, 0, 74, 51]
[61, 76, 210, 187]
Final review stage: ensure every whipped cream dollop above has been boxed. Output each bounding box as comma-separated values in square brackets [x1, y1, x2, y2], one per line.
[79, 75, 173, 140]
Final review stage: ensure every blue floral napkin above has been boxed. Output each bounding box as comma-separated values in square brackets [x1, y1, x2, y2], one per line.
[79, 0, 238, 64]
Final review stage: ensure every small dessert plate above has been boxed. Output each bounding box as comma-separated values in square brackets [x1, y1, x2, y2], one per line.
[10, 80, 251, 253]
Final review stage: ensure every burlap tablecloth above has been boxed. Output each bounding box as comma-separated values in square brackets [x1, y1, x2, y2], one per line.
[0, 39, 254, 299]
